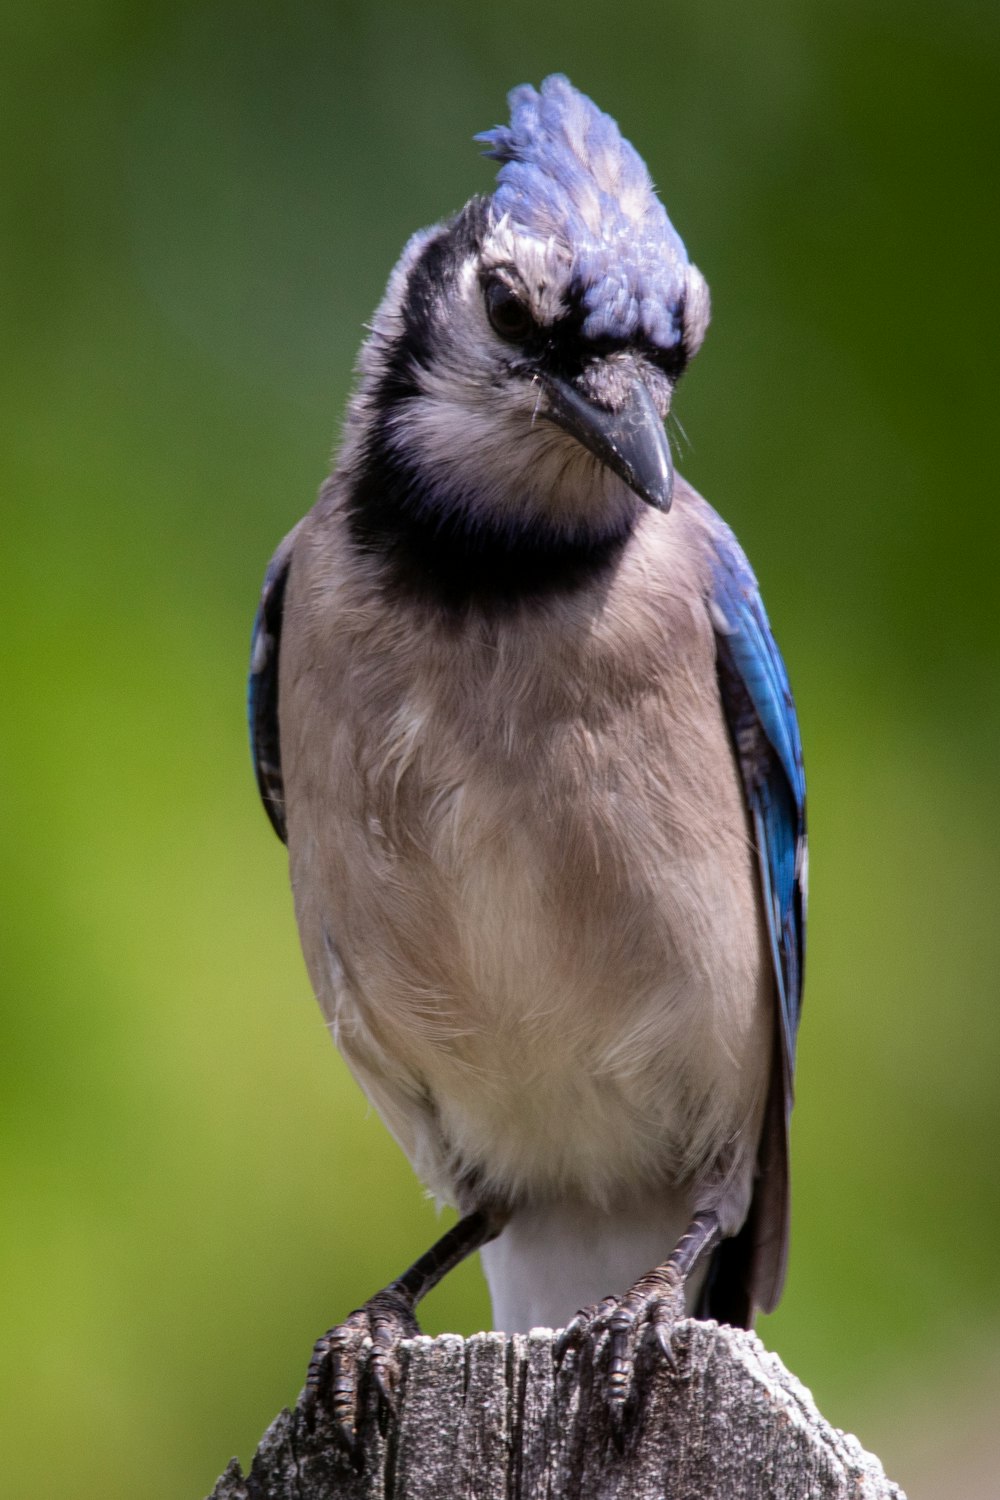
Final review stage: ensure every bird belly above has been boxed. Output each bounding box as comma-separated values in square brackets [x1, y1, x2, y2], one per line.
[442, 823, 765, 1206]
[298, 743, 771, 1217]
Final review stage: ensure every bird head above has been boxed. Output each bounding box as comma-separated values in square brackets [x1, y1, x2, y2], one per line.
[346, 76, 710, 555]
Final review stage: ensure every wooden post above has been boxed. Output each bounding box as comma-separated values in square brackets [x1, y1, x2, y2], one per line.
[209, 1320, 905, 1499]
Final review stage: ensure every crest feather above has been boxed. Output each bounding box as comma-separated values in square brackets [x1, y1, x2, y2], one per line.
[477, 75, 693, 348]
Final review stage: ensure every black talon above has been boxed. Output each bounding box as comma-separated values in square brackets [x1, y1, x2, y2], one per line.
[555, 1210, 723, 1427]
[305, 1307, 381, 1456]
[303, 1208, 505, 1457]
[307, 1290, 420, 1454]
[651, 1300, 681, 1370]
[555, 1297, 612, 1362]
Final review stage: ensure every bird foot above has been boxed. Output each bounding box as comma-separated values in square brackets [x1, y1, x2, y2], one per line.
[305, 1285, 420, 1460]
[555, 1270, 685, 1446]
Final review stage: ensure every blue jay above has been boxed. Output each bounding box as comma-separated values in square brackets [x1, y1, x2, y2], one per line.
[250, 76, 805, 1447]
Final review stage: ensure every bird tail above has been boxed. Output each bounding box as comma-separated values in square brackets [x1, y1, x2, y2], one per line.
[696, 1050, 790, 1328]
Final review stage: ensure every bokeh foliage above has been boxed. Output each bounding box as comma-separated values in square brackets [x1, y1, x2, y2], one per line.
[3, 3, 999, 1496]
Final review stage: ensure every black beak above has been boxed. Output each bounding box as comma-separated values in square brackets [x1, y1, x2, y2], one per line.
[539, 369, 674, 511]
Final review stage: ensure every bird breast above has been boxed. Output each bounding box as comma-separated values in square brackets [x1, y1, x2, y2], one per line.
[282, 501, 771, 1209]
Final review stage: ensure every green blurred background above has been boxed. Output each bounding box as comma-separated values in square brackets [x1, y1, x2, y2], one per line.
[3, 3, 998, 1495]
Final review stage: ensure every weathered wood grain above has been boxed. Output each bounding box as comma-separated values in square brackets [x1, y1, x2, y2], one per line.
[208, 1320, 905, 1499]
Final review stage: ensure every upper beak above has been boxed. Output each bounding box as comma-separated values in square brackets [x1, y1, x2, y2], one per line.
[538, 368, 674, 511]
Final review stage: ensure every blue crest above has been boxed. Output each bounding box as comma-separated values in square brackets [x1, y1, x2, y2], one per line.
[477, 75, 692, 348]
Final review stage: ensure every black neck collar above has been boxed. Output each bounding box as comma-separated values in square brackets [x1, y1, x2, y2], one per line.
[345, 444, 632, 615]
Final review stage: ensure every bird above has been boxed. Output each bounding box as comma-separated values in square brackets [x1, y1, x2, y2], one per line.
[249, 74, 806, 1450]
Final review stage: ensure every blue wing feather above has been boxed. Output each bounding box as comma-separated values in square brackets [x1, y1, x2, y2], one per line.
[709, 521, 806, 1094]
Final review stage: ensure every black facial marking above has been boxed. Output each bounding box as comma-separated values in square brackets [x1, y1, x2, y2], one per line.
[346, 442, 631, 613]
[541, 287, 689, 385]
[349, 200, 648, 613]
[377, 197, 493, 406]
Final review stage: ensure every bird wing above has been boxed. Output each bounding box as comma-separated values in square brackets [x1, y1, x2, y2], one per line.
[704, 516, 807, 1319]
[709, 522, 806, 1090]
[248, 524, 303, 844]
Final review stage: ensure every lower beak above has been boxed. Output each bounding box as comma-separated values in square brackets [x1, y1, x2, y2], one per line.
[539, 370, 674, 511]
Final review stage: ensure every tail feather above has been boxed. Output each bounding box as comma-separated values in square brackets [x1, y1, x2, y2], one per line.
[697, 1052, 790, 1328]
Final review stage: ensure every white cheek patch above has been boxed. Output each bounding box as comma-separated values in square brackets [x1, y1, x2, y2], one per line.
[386, 361, 633, 541]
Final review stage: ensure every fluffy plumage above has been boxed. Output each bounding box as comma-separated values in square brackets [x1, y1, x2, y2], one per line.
[478, 75, 699, 349]
[249, 76, 805, 1346]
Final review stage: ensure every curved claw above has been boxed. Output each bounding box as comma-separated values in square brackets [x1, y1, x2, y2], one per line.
[305, 1288, 421, 1458]
[305, 1310, 371, 1459]
[553, 1317, 586, 1363]
[611, 1275, 685, 1421]
[554, 1297, 614, 1361]
[651, 1301, 680, 1370]
[555, 1275, 685, 1442]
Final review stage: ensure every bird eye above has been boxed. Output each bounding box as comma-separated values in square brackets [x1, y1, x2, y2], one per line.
[484, 281, 535, 343]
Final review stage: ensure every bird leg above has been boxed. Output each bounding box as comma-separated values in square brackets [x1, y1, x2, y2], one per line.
[556, 1209, 721, 1441]
[306, 1206, 505, 1458]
